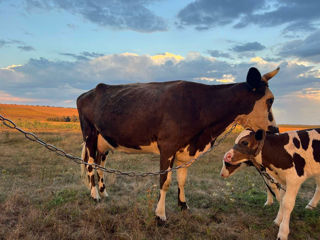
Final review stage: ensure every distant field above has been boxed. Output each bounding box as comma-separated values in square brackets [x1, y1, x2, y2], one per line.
[0, 104, 80, 132]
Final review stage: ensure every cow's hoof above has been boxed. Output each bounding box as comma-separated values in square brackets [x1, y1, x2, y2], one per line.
[155, 216, 167, 226]
[93, 197, 101, 203]
[179, 202, 189, 211]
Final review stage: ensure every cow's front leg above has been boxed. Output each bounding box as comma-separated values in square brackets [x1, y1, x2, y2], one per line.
[306, 176, 320, 209]
[276, 182, 301, 240]
[155, 155, 174, 223]
[274, 189, 285, 226]
[86, 148, 100, 202]
[176, 160, 189, 210]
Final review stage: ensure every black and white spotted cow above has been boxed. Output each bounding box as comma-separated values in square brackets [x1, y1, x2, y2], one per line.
[224, 128, 320, 240]
[77, 67, 280, 223]
[221, 154, 281, 206]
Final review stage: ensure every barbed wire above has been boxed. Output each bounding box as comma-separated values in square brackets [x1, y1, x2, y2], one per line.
[0, 114, 237, 177]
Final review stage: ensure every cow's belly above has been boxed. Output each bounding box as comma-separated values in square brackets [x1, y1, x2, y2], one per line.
[175, 142, 212, 162]
[97, 134, 160, 154]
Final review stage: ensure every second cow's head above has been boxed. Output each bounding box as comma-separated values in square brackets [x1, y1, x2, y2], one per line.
[240, 67, 279, 134]
[224, 129, 266, 166]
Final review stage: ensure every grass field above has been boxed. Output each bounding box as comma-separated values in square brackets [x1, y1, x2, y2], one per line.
[1, 130, 320, 239]
[0, 104, 320, 239]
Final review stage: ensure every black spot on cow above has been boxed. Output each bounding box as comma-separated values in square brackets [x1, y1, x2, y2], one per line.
[297, 130, 310, 150]
[293, 137, 300, 149]
[178, 188, 188, 210]
[88, 165, 93, 172]
[268, 112, 273, 122]
[262, 133, 293, 170]
[104, 135, 118, 148]
[90, 175, 95, 187]
[312, 140, 320, 163]
[292, 153, 305, 177]
[100, 185, 105, 193]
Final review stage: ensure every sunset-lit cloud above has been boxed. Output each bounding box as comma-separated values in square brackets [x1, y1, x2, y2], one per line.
[0, 91, 39, 103]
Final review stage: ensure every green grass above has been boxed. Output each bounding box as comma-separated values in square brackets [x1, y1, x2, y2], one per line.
[0, 130, 319, 239]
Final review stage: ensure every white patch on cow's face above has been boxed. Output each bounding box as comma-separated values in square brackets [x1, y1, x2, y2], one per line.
[97, 134, 160, 154]
[235, 129, 252, 144]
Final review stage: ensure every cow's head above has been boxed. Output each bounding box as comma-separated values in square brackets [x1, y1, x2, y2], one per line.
[223, 129, 266, 166]
[237, 67, 279, 134]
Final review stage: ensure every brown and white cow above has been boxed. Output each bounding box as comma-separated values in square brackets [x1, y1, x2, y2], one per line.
[220, 154, 281, 206]
[224, 129, 320, 240]
[76, 67, 279, 222]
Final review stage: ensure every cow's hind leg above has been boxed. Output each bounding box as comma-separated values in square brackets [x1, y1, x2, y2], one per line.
[176, 160, 189, 210]
[85, 132, 100, 202]
[155, 155, 174, 224]
[96, 151, 109, 198]
[306, 176, 320, 209]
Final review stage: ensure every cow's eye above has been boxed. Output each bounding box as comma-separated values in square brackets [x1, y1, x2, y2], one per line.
[266, 98, 274, 109]
[241, 140, 248, 146]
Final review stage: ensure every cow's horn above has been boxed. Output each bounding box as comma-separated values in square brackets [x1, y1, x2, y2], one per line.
[262, 67, 280, 82]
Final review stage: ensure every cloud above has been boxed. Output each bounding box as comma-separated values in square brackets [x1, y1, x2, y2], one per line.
[18, 45, 35, 51]
[25, 0, 167, 33]
[177, 0, 265, 30]
[279, 30, 320, 63]
[60, 51, 105, 61]
[231, 42, 266, 52]
[0, 91, 40, 104]
[1, 52, 320, 123]
[207, 50, 232, 59]
[177, 0, 320, 33]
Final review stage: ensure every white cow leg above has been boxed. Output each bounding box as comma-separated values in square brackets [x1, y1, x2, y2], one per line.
[274, 189, 286, 226]
[306, 176, 320, 209]
[277, 182, 301, 240]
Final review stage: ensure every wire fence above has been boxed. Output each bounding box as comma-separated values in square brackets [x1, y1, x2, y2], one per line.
[0, 114, 237, 177]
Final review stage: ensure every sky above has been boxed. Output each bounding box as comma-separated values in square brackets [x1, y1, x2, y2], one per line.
[0, 0, 320, 124]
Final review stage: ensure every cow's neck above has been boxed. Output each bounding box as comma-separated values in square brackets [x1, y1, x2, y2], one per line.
[205, 83, 254, 139]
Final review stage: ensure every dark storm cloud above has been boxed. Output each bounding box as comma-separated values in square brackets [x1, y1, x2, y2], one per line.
[231, 42, 266, 52]
[279, 30, 320, 63]
[177, 0, 265, 29]
[177, 0, 320, 32]
[207, 50, 232, 59]
[25, 0, 167, 32]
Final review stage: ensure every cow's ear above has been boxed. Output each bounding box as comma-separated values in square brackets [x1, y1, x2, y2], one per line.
[246, 67, 262, 90]
[255, 129, 265, 141]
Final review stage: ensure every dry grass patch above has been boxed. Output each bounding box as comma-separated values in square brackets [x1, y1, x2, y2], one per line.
[0, 130, 319, 239]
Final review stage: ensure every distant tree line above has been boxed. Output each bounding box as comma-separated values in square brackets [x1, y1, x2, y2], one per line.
[47, 115, 79, 122]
